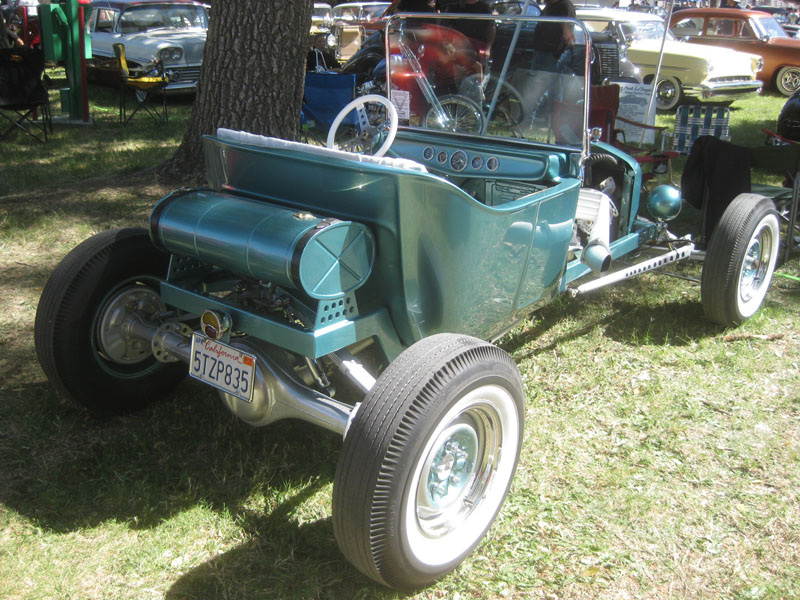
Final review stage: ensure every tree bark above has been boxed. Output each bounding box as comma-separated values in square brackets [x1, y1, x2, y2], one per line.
[159, 0, 313, 179]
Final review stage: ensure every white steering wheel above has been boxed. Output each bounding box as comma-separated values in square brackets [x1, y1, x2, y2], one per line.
[326, 94, 399, 157]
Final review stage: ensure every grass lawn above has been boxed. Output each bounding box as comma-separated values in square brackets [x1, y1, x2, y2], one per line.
[0, 72, 798, 600]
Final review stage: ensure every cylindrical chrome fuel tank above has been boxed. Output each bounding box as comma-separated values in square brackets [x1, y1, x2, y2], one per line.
[150, 189, 375, 299]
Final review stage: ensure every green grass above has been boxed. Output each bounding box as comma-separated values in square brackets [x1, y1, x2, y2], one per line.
[1, 78, 799, 599]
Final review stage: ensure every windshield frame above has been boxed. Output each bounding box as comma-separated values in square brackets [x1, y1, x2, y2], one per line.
[618, 19, 674, 44]
[751, 15, 789, 39]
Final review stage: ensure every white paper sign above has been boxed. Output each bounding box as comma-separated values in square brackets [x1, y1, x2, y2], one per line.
[391, 89, 411, 121]
[616, 83, 657, 145]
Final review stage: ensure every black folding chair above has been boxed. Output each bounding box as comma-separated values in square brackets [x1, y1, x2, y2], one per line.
[0, 47, 52, 142]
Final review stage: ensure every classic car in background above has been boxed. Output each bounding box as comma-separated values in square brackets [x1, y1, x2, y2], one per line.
[670, 8, 800, 96]
[87, 0, 208, 93]
[332, 1, 390, 33]
[578, 8, 762, 110]
[311, 2, 333, 35]
[330, 2, 390, 61]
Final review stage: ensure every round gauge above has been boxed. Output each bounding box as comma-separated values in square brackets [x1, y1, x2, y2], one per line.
[437, 150, 448, 164]
[486, 156, 499, 171]
[450, 150, 468, 172]
[422, 147, 435, 161]
[471, 155, 484, 170]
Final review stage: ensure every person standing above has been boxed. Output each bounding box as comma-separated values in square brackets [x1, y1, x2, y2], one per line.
[442, 0, 495, 59]
[515, 0, 577, 134]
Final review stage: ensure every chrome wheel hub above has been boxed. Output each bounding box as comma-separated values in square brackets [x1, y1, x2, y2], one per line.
[425, 424, 478, 508]
[739, 227, 773, 303]
[97, 285, 166, 364]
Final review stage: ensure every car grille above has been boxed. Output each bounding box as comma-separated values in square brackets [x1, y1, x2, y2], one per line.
[597, 44, 619, 79]
[167, 67, 201, 84]
[708, 76, 755, 83]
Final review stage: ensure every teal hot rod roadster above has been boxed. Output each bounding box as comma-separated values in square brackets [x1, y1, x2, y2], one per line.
[35, 13, 781, 591]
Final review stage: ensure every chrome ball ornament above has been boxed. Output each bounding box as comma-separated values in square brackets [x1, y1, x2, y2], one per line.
[647, 184, 682, 222]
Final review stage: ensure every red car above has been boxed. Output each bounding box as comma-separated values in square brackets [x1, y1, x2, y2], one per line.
[670, 7, 800, 95]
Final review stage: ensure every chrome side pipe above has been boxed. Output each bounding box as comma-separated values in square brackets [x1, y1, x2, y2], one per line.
[570, 242, 695, 296]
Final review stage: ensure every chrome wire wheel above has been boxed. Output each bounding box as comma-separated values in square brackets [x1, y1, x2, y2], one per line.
[777, 66, 800, 96]
[425, 95, 486, 134]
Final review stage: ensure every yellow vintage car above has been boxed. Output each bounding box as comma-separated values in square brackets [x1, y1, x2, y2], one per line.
[577, 8, 763, 110]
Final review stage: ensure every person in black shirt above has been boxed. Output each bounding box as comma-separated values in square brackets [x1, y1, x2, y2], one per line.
[442, 0, 495, 59]
[306, 34, 342, 73]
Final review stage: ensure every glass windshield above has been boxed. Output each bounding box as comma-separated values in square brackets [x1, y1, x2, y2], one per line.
[491, 1, 542, 17]
[387, 14, 590, 149]
[364, 4, 390, 19]
[118, 4, 208, 33]
[619, 19, 673, 42]
[312, 4, 332, 20]
[752, 16, 788, 39]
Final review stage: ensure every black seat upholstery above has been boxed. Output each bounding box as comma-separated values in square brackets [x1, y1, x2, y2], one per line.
[0, 47, 52, 142]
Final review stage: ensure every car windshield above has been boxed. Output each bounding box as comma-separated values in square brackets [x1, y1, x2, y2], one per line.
[387, 14, 590, 149]
[313, 4, 332, 20]
[619, 19, 674, 43]
[491, 1, 542, 16]
[363, 4, 389, 19]
[751, 15, 789, 39]
[334, 3, 390, 22]
[118, 4, 208, 33]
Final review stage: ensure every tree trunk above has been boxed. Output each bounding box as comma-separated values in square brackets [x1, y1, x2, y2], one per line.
[160, 0, 313, 179]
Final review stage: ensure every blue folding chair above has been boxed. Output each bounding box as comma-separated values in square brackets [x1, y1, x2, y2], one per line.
[667, 105, 731, 156]
[301, 72, 357, 144]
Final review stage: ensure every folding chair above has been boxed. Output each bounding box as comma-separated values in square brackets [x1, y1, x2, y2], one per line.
[552, 84, 676, 185]
[113, 43, 168, 126]
[0, 47, 52, 142]
[667, 105, 731, 155]
[301, 72, 356, 144]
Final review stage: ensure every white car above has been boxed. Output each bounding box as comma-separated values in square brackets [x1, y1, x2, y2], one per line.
[87, 0, 209, 93]
[577, 8, 763, 110]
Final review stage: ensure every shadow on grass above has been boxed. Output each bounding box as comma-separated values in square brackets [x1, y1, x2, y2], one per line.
[163, 484, 396, 600]
[500, 278, 721, 360]
[0, 378, 341, 533]
[0, 377, 396, 597]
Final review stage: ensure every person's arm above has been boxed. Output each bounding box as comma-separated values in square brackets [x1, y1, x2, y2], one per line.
[561, 22, 575, 47]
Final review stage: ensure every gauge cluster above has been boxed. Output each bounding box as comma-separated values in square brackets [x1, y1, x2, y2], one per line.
[421, 146, 500, 174]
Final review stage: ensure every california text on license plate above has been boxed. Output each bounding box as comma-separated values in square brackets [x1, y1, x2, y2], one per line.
[189, 333, 256, 402]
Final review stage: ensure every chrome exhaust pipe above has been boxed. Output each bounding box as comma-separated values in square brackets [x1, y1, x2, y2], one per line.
[576, 187, 613, 274]
[126, 317, 355, 437]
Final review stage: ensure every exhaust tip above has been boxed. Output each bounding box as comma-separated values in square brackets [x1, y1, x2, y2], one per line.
[582, 243, 612, 274]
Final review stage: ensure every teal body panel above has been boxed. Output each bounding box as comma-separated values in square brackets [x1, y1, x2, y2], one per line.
[395, 177, 579, 341]
[150, 190, 375, 299]
[157, 132, 582, 356]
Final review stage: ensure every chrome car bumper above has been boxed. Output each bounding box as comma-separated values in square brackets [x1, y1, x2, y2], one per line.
[684, 79, 762, 102]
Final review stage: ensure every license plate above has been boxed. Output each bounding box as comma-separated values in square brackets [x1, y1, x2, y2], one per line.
[189, 333, 256, 402]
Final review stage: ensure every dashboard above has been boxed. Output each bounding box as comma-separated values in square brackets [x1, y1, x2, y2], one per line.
[389, 131, 571, 206]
